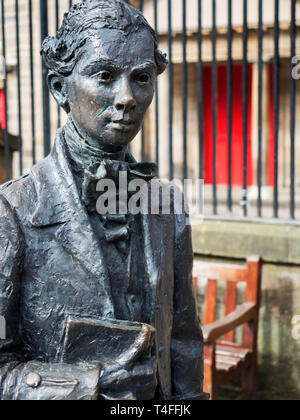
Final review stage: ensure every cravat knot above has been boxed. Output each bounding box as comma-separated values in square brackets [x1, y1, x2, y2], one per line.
[81, 160, 158, 243]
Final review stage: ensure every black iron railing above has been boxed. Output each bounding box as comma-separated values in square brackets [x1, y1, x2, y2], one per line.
[0, 0, 299, 221]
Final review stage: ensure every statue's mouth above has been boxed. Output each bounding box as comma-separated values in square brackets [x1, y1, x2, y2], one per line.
[110, 119, 136, 132]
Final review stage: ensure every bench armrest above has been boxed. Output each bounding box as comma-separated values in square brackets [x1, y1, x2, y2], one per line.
[202, 302, 257, 344]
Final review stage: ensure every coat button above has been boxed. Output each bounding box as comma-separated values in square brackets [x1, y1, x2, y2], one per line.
[26, 372, 42, 388]
[130, 295, 137, 304]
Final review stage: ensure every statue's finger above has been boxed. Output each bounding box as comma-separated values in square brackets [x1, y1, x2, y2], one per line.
[116, 324, 153, 369]
[100, 392, 137, 401]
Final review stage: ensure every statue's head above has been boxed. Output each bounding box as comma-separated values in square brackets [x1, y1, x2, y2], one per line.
[41, 0, 168, 148]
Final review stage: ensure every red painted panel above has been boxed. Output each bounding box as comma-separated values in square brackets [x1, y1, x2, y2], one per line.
[0, 89, 5, 129]
[203, 64, 253, 186]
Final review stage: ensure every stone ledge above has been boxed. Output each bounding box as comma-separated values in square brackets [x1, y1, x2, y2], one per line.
[191, 218, 300, 265]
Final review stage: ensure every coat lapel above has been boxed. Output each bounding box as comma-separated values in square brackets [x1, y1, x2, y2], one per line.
[140, 213, 162, 326]
[30, 129, 115, 319]
[140, 208, 174, 400]
[139, 183, 175, 326]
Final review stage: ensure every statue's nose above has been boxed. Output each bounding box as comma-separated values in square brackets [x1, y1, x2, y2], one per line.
[114, 78, 137, 112]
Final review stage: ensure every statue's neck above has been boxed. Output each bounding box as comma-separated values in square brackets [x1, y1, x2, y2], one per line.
[63, 115, 127, 171]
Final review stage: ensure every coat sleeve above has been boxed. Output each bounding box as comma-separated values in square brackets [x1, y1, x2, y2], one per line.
[171, 208, 207, 400]
[0, 195, 101, 400]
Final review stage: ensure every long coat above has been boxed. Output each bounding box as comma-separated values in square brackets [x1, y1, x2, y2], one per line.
[0, 130, 204, 400]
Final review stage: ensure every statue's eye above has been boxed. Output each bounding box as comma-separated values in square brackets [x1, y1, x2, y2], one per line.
[98, 71, 113, 83]
[135, 73, 151, 85]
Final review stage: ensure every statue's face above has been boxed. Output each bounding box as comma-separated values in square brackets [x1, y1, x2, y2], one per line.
[65, 28, 157, 148]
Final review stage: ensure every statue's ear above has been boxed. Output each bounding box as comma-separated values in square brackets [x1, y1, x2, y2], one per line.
[48, 72, 70, 113]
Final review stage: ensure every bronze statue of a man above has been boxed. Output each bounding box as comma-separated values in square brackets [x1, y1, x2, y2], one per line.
[0, 0, 205, 400]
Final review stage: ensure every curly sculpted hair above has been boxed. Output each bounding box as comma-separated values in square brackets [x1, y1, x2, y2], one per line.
[41, 0, 168, 76]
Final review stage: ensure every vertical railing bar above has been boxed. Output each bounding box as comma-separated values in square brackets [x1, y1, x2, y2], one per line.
[40, 0, 51, 157]
[257, 0, 263, 217]
[125, 0, 131, 151]
[168, 0, 173, 180]
[1, 0, 11, 181]
[153, 0, 159, 169]
[273, 0, 279, 218]
[212, 0, 217, 215]
[182, 0, 187, 182]
[15, 0, 23, 175]
[290, 0, 296, 219]
[55, 0, 61, 130]
[29, 0, 36, 165]
[197, 0, 203, 182]
[140, 126, 145, 159]
[241, 0, 248, 217]
[138, 0, 145, 161]
[227, 0, 232, 213]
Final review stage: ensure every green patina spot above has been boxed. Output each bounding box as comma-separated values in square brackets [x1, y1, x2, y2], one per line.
[96, 103, 109, 118]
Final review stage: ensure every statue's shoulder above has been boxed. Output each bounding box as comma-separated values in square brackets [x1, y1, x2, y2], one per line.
[149, 178, 185, 200]
[0, 156, 51, 199]
[0, 173, 32, 196]
[149, 177, 182, 190]
[0, 157, 49, 214]
[147, 178, 186, 218]
[0, 173, 34, 225]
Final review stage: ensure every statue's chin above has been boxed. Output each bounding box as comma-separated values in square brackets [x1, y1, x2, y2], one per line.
[98, 134, 134, 149]
[100, 126, 139, 148]
[71, 117, 137, 150]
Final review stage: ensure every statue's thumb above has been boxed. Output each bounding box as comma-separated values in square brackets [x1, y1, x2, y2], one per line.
[116, 324, 154, 369]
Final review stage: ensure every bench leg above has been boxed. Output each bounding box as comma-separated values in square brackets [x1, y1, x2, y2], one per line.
[204, 344, 217, 400]
[241, 356, 258, 399]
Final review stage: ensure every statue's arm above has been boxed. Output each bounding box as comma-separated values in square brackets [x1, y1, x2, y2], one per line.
[0, 195, 101, 400]
[171, 209, 205, 400]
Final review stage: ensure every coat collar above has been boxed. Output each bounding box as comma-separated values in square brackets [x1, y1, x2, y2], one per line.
[30, 128, 81, 227]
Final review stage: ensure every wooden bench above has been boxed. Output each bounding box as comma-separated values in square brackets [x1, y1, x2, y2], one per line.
[193, 256, 262, 400]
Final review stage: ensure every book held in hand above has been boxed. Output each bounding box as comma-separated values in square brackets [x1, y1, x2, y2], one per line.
[60, 316, 156, 365]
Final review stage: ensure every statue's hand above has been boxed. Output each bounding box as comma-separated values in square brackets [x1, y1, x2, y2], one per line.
[98, 325, 157, 400]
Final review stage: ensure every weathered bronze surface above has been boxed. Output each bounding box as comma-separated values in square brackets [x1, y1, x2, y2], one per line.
[0, 0, 205, 400]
